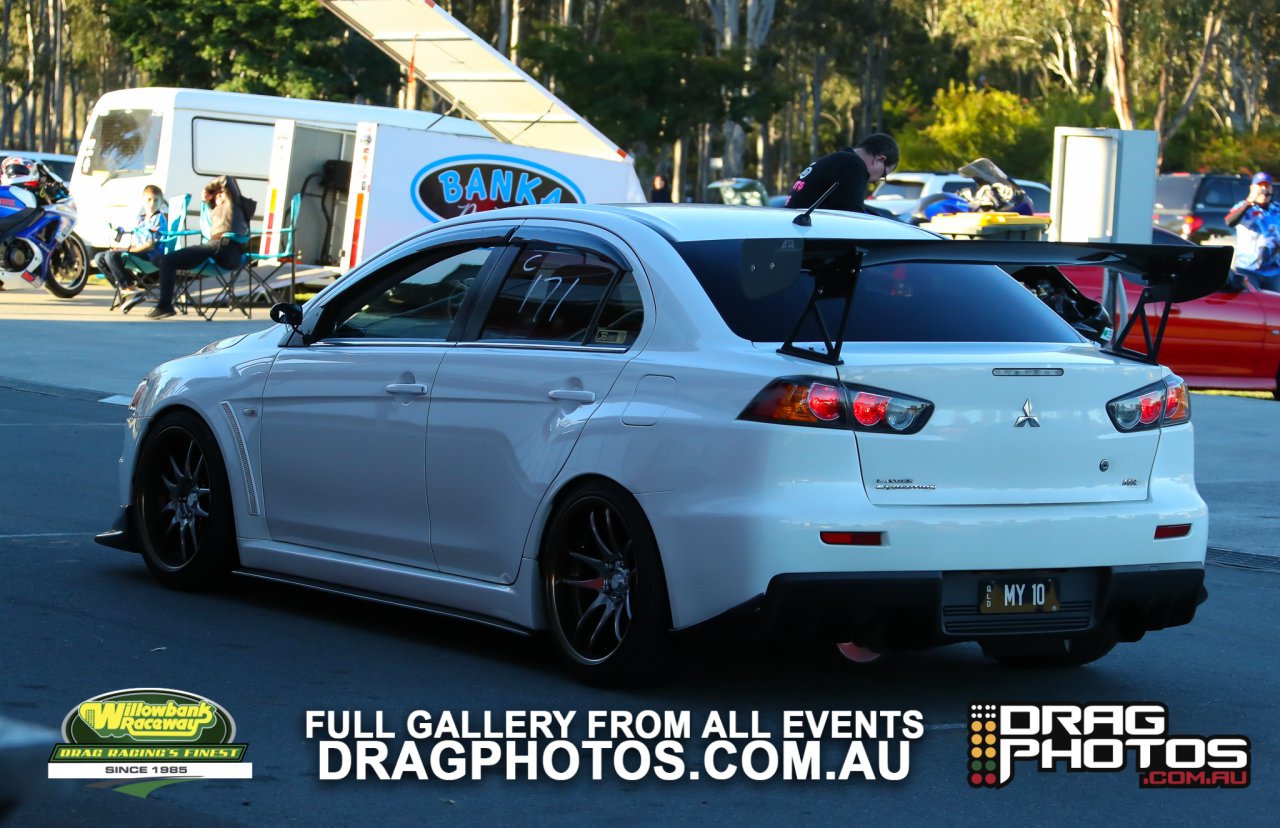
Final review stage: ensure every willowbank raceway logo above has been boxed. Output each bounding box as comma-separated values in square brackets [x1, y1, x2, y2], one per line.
[967, 703, 1249, 789]
[48, 688, 252, 781]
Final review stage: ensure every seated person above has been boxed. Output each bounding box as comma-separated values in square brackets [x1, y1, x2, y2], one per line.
[94, 184, 166, 294]
[150, 176, 255, 319]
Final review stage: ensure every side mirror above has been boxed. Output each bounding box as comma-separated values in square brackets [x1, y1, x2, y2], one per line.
[270, 302, 304, 332]
[1223, 271, 1248, 293]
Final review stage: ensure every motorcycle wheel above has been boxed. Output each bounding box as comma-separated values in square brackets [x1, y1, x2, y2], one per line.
[44, 233, 90, 298]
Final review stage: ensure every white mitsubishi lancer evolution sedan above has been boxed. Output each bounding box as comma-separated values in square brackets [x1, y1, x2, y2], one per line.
[98, 203, 1229, 683]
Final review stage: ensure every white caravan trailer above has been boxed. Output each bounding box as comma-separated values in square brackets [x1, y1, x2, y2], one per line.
[70, 87, 493, 251]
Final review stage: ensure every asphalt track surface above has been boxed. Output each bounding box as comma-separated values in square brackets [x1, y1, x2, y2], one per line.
[1, 385, 1277, 826]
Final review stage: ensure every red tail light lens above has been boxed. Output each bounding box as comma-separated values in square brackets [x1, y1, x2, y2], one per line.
[1107, 376, 1191, 432]
[807, 383, 843, 421]
[852, 392, 888, 427]
[1181, 215, 1203, 237]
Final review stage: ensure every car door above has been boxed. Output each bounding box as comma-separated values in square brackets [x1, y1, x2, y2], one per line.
[1157, 285, 1267, 380]
[426, 225, 649, 583]
[258, 225, 511, 569]
[1062, 265, 1266, 381]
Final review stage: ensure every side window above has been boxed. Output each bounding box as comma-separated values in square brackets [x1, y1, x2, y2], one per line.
[480, 244, 633, 345]
[590, 272, 644, 346]
[331, 244, 495, 340]
[192, 118, 274, 180]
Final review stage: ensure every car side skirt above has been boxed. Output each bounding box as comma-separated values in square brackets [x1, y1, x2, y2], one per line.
[235, 539, 543, 632]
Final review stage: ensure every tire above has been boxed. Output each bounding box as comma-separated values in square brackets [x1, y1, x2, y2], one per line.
[542, 480, 672, 685]
[982, 632, 1117, 668]
[43, 233, 89, 298]
[132, 411, 238, 589]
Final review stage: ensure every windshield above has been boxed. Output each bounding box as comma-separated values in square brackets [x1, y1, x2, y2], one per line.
[84, 109, 163, 177]
[675, 238, 1082, 344]
[871, 180, 924, 200]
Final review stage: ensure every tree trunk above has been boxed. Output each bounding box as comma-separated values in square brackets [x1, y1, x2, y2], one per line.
[810, 51, 826, 159]
[1100, 0, 1135, 130]
[1, 0, 12, 146]
[1157, 5, 1223, 153]
[497, 0, 511, 56]
[510, 0, 521, 63]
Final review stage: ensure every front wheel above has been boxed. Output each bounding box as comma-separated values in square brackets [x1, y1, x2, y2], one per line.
[542, 481, 672, 685]
[43, 233, 89, 298]
[133, 411, 238, 589]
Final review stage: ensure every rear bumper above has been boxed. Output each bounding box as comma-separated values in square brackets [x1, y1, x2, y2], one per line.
[95, 506, 139, 553]
[735, 563, 1206, 649]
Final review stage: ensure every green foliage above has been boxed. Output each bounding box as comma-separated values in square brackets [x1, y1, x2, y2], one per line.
[899, 83, 1047, 179]
[521, 14, 781, 151]
[1183, 131, 1280, 174]
[105, 0, 400, 102]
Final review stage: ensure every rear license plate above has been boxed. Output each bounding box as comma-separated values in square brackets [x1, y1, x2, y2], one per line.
[980, 577, 1061, 614]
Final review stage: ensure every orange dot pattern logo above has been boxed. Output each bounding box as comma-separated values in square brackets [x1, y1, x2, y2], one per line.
[968, 704, 999, 787]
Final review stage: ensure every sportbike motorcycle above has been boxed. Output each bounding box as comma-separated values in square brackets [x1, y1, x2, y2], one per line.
[0, 160, 88, 297]
[909, 157, 1036, 225]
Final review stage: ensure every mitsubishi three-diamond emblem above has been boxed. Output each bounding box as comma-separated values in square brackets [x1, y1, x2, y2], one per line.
[1014, 399, 1040, 428]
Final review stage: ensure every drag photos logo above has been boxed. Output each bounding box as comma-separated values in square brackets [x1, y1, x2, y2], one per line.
[48, 688, 252, 780]
[968, 703, 1249, 789]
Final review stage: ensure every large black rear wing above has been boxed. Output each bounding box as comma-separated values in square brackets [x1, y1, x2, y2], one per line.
[769, 239, 1232, 365]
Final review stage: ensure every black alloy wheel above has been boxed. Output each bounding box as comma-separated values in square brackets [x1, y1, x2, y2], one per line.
[134, 411, 237, 588]
[543, 481, 671, 684]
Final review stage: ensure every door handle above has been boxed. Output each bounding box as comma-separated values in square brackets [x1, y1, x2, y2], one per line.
[385, 383, 429, 396]
[547, 389, 596, 404]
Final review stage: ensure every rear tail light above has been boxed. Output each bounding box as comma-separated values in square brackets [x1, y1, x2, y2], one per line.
[1107, 376, 1191, 432]
[1181, 215, 1203, 237]
[739, 378, 933, 433]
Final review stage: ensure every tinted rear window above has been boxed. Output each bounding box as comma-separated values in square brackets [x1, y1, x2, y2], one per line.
[1199, 177, 1249, 208]
[675, 239, 1082, 344]
[1155, 176, 1196, 210]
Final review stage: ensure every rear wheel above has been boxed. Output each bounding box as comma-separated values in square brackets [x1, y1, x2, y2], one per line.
[133, 411, 237, 589]
[542, 481, 672, 685]
[982, 632, 1117, 668]
[43, 233, 89, 298]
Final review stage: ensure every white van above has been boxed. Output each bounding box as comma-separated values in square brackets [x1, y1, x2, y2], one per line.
[70, 87, 493, 251]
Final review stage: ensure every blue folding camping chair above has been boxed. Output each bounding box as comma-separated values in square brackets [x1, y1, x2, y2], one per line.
[117, 193, 192, 314]
[244, 192, 302, 306]
[182, 200, 253, 320]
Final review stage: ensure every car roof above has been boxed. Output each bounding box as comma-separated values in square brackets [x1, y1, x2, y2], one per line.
[880, 172, 1048, 189]
[487, 203, 941, 243]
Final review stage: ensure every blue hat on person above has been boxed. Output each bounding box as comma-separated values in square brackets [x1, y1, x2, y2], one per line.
[1251, 172, 1273, 186]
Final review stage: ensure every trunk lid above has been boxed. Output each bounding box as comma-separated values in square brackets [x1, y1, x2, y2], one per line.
[837, 343, 1166, 506]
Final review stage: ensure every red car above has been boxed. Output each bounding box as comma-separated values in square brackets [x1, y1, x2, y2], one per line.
[1061, 265, 1280, 397]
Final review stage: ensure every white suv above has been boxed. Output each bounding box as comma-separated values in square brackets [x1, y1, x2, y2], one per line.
[869, 172, 1051, 220]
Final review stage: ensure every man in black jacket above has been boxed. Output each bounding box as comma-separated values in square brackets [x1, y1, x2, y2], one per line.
[785, 133, 899, 215]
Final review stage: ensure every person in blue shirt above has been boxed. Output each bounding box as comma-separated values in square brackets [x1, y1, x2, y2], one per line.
[94, 184, 166, 293]
[1225, 172, 1280, 291]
